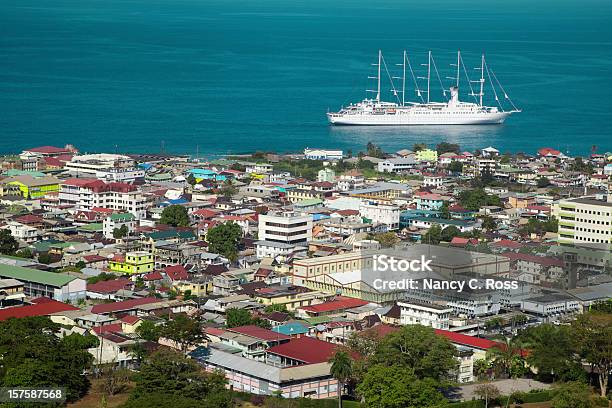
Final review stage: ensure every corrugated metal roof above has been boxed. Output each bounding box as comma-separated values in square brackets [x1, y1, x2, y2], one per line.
[0, 263, 76, 287]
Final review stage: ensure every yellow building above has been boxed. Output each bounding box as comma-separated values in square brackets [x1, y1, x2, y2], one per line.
[109, 251, 154, 274]
[253, 288, 331, 311]
[4, 175, 60, 199]
[173, 277, 214, 297]
[415, 148, 438, 163]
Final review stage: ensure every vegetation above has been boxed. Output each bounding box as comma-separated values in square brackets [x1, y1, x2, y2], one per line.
[0, 229, 19, 255]
[161, 314, 205, 352]
[14, 247, 33, 259]
[160, 205, 191, 227]
[0, 317, 99, 403]
[372, 232, 400, 248]
[113, 224, 129, 239]
[206, 222, 242, 262]
[458, 189, 501, 211]
[135, 320, 162, 342]
[226, 308, 271, 329]
[329, 351, 353, 408]
[86, 272, 118, 284]
[121, 348, 232, 408]
[448, 161, 463, 173]
[436, 142, 460, 155]
[551, 381, 595, 408]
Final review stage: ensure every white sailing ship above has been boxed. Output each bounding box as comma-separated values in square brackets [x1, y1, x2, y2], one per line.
[327, 50, 520, 126]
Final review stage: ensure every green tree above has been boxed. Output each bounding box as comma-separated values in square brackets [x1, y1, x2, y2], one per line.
[126, 348, 232, 408]
[160, 205, 190, 227]
[422, 224, 443, 245]
[439, 202, 450, 219]
[135, 320, 161, 342]
[537, 177, 551, 188]
[571, 312, 612, 397]
[329, 351, 353, 408]
[366, 142, 385, 158]
[481, 216, 497, 231]
[551, 381, 594, 408]
[474, 358, 492, 380]
[226, 308, 253, 328]
[412, 143, 427, 152]
[372, 325, 458, 381]
[186, 174, 197, 186]
[373, 232, 400, 248]
[219, 180, 237, 199]
[0, 317, 98, 403]
[448, 161, 463, 173]
[207, 222, 242, 261]
[458, 189, 502, 211]
[161, 315, 204, 352]
[0, 229, 19, 255]
[440, 225, 461, 242]
[519, 324, 584, 382]
[486, 337, 524, 379]
[38, 252, 53, 264]
[113, 224, 129, 239]
[356, 364, 447, 408]
[436, 142, 460, 155]
[14, 247, 33, 259]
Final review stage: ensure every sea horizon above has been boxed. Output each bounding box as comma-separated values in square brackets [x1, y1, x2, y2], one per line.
[1, 0, 612, 156]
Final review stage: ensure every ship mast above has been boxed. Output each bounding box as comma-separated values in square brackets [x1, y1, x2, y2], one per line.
[427, 50, 431, 103]
[367, 50, 382, 102]
[456, 50, 461, 88]
[395, 51, 407, 106]
[377, 49, 382, 102]
[479, 54, 485, 106]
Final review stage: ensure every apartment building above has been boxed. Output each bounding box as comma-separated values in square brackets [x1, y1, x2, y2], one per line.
[59, 178, 149, 219]
[398, 301, 452, 330]
[556, 195, 612, 247]
[258, 212, 312, 245]
[359, 201, 400, 230]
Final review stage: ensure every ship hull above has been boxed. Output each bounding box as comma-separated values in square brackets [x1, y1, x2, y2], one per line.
[327, 111, 512, 126]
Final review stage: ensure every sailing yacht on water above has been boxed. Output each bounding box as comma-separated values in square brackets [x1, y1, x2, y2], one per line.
[327, 50, 520, 126]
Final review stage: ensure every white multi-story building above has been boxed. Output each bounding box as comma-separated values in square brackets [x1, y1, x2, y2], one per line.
[398, 301, 452, 329]
[304, 148, 343, 160]
[1, 221, 40, 243]
[377, 157, 417, 173]
[359, 201, 400, 230]
[258, 212, 312, 245]
[103, 213, 137, 239]
[65, 153, 134, 175]
[59, 178, 149, 219]
[555, 195, 612, 247]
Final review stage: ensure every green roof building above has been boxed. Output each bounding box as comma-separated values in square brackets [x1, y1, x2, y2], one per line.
[0, 264, 86, 301]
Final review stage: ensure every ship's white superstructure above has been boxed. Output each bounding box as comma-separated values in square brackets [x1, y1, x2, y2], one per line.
[327, 50, 520, 126]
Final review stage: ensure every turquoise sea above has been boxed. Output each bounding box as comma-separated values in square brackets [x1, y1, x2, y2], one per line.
[1, 0, 611, 157]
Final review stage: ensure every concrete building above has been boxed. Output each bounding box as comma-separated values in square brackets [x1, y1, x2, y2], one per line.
[398, 300, 453, 329]
[258, 212, 312, 245]
[0, 264, 86, 301]
[555, 196, 612, 248]
[377, 157, 417, 173]
[359, 201, 400, 230]
[103, 213, 136, 239]
[304, 148, 343, 161]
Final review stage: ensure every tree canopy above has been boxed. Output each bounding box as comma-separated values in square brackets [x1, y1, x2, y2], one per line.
[0, 229, 19, 255]
[124, 348, 232, 408]
[207, 222, 242, 261]
[458, 189, 502, 211]
[0, 317, 99, 403]
[160, 205, 191, 227]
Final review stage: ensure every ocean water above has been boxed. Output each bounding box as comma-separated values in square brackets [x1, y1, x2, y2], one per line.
[1, 0, 611, 157]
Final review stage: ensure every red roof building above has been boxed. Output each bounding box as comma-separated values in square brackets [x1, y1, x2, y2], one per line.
[434, 329, 500, 350]
[91, 297, 161, 315]
[267, 336, 339, 365]
[164, 265, 189, 281]
[228, 325, 291, 342]
[298, 296, 368, 316]
[0, 298, 78, 321]
[87, 278, 133, 294]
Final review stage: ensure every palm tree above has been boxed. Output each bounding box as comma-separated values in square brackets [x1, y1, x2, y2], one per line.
[486, 337, 522, 379]
[329, 351, 353, 408]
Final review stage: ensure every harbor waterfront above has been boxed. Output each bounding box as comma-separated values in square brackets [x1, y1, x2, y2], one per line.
[1, 0, 612, 155]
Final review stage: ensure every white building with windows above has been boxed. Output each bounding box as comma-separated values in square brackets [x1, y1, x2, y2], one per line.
[555, 195, 612, 247]
[304, 148, 343, 161]
[377, 157, 417, 173]
[398, 301, 452, 329]
[359, 202, 400, 230]
[59, 178, 149, 219]
[258, 212, 312, 245]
